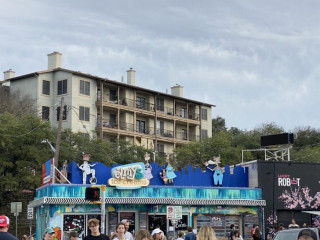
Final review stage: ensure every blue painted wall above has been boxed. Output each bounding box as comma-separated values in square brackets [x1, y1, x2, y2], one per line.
[66, 161, 247, 187]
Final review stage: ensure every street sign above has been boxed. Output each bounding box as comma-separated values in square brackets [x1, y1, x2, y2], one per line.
[167, 206, 174, 219]
[27, 207, 34, 219]
[166, 206, 182, 220]
[11, 202, 22, 214]
[174, 206, 182, 219]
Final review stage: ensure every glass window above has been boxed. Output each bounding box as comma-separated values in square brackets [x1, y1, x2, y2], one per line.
[42, 106, 50, 120]
[79, 106, 90, 121]
[157, 143, 164, 153]
[80, 80, 90, 95]
[42, 80, 50, 95]
[156, 98, 164, 111]
[201, 129, 208, 139]
[58, 79, 67, 95]
[136, 96, 146, 109]
[56, 106, 67, 121]
[201, 108, 207, 120]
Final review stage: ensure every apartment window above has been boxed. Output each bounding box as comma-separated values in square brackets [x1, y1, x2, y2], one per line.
[58, 79, 67, 95]
[181, 108, 187, 118]
[157, 120, 164, 135]
[136, 120, 146, 133]
[201, 129, 208, 139]
[42, 106, 50, 120]
[56, 106, 67, 121]
[80, 80, 90, 95]
[182, 129, 187, 139]
[110, 89, 117, 101]
[156, 98, 164, 111]
[42, 80, 50, 95]
[157, 143, 164, 153]
[136, 96, 146, 109]
[110, 114, 117, 127]
[201, 108, 207, 120]
[79, 106, 90, 121]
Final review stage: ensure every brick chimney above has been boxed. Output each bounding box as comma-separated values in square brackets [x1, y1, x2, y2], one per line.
[3, 69, 15, 80]
[127, 68, 136, 86]
[48, 51, 62, 70]
[171, 84, 183, 97]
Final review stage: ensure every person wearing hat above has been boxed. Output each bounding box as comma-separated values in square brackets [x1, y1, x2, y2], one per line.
[43, 227, 55, 240]
[297, 229, 317, 240]
[0, 215, 18, 240]
[151, 229, 162, 240]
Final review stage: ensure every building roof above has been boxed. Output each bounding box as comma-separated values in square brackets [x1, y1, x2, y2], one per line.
[8, 67, 216, 107]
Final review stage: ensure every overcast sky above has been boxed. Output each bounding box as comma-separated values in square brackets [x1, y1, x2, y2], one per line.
[1, 0, 320, 131]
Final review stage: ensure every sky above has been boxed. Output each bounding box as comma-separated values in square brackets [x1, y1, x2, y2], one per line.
[1, 0, 320, 131]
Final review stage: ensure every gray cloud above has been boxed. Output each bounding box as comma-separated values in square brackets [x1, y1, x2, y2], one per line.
[1, 0, 320, 131]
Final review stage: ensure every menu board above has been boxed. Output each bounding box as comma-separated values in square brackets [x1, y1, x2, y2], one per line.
[139, 212, 148, 230]
[63, 214, 85, 240]
[194, 214, 239, 239]
[244, 214, 259, 240]
[108, 212, 118, 235]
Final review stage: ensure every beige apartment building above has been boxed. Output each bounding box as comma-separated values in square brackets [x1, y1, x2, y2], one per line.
[2, 52, 214, 154]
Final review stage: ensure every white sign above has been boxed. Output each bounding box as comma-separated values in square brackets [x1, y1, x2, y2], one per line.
[167, 206, 182, 220]
[11, 202, 22, 214]
[27, 207, 34, 219]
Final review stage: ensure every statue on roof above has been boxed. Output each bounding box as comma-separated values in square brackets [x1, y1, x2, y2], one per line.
[77, 153, 97, 184]
[204, 156, 224, 186]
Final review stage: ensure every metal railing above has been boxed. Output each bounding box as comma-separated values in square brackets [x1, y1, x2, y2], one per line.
[136, 126, 155, 135]
[101, 119, 118, 128]
[175, 131, 188, 140]
[119, 97, 134, 108]
[135, 101, 155, 112]
[157, 106, 174, 116]
[156, 128, 174, 138]
[189, 133, 200, 141]
[119, 121, 134, 132]
[188, 113, 200, 120]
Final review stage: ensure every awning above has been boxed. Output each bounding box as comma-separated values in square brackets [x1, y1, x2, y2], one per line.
[302, 211, 320, 216]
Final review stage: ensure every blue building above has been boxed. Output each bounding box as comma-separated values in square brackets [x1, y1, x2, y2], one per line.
[29, 161, 265, 240]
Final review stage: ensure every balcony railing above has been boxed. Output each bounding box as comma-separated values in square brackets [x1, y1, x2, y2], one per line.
[188, 113, 200, 120]
[119, 97, 134, 108]
[101, 119, 118, 128]
[176, 131, 188, 140]
[136, 126, 155, 135]
[135, 101, 155, 112]
[157, 106, 174, 116]
[156, 128, 174, 138]
[189, 133, 200, 141]
[119, 121, 134, 132]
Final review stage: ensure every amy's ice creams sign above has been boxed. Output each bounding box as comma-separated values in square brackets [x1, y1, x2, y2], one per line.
[108, 162, 150, 189]
[278, 174, 300, 187]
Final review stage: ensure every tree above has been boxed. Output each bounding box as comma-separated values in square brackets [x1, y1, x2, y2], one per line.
[0, 87, 37, 117]
[212, 116, 227, 135]
[0, 113, 53, 200]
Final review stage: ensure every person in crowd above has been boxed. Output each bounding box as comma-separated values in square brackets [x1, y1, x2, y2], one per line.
[302, 223, 308, 228]
[122, 220, 133, 240]
[250, 224, 257, 238]
[288, 218, 299, 228]
[152, 226, 166, 240]
[84, 218, 109, 240]
[68, 231, 78, 240]
[234, 230, 243, 240]
[184, 226, 196, 240]
[43, 228, 55, 240]
[297, 228, 317, 240]
[229, 224, 235, 240]
[110, 222, 128, 240]
[21, 235, 28, 240]
[176, 231, 184, 240]
[266, 226, 275, 240]
[278, 223, 285, 231]
[151, 229, 163, 240]
[197, 225, 217, 240]
[252, 227, 261, 240]
[0, 216, 18, 240]
[135, 230, 152, 240]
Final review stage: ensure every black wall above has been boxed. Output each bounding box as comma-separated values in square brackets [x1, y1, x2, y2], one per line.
[258, 161, 320, 228]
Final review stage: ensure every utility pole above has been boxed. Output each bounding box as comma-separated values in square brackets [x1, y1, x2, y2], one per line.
[53, 97, 64, 183]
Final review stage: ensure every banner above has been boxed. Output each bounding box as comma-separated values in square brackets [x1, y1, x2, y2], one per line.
[42, 158, 54, 185]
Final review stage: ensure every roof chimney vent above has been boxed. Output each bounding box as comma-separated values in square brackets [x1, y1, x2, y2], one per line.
[127, 68, 136, 86]
[47, 51, 62, 70]
[3, 69, 15, 80]
[171, 84, 183, 97]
